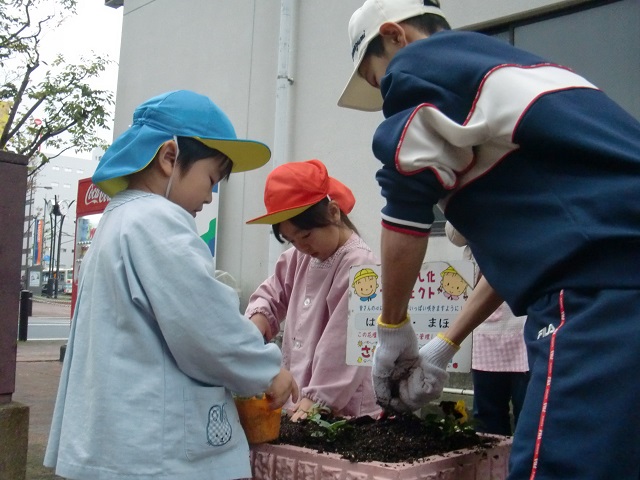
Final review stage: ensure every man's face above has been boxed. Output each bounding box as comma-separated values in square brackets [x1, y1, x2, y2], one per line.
[358, 50, 393, 90]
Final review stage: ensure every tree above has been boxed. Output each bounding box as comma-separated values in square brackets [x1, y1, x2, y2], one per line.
[0, 0, 114, 176]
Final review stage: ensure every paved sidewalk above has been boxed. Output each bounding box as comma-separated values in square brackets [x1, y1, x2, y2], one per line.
[14, 341, 66, 479]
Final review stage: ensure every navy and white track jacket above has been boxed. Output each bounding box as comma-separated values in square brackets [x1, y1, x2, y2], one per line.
[373, 30, 640, 314]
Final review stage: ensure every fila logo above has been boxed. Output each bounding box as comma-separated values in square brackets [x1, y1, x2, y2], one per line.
[537, 323, 556, 340]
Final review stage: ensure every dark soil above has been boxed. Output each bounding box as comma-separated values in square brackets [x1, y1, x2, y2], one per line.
[273, 411, 499, 464]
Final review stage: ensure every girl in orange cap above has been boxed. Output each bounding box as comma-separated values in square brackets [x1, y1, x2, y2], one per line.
[246, 159, 381, 421]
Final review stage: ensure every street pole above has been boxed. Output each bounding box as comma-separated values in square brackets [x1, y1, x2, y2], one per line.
[48, 206, 54, 296]
[54, 200, 75, 299]
[42, 198, 49, 271]
[51, 196, 61, 298]
[48, 196, 60, 297]
[55, 215, 64, 299]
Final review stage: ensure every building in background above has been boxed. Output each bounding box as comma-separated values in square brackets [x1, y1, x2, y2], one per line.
[105, 0, 639, 310]
[22, 148, 103, 294]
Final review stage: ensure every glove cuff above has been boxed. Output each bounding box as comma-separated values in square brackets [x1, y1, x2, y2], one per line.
[422, 334, 459, 370]
[376, 315, 417, 350]
[377, 314, 410, 328]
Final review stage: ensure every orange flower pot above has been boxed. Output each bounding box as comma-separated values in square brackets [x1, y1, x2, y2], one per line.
[234, 396, 282, 444]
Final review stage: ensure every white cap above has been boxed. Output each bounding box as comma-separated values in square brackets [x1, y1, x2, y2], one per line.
[337, 0, 446, 112]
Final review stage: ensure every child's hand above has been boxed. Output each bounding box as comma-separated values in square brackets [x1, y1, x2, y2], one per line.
[265, 368, 299, 410]
[249, 313, 270, 340]
[290, 397, 316, 423]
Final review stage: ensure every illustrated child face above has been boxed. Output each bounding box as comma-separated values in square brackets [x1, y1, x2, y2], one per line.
[168, 153, 229, 217]
[440, 272, 467, 296]
[278, 220, 344, 262]
[354, 276, 378, 297]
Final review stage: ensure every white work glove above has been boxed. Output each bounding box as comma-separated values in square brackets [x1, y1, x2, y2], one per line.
[397, 334, 460, 411]
[372, 316, 419, 412]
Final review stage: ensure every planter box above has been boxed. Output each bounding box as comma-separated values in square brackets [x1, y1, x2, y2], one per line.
[250, 435, 512, 480]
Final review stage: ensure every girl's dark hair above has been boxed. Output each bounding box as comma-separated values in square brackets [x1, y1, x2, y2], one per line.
[272, 198, 359, 243]
[175, 136, 233, 181]
[365, 9, 451, 58]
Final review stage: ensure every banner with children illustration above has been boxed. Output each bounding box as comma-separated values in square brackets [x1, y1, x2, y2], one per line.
[347, 262, 475, 372]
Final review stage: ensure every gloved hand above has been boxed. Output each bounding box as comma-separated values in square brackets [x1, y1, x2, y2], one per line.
[397, 334, 460, 411]
[372, 316, 419, 412]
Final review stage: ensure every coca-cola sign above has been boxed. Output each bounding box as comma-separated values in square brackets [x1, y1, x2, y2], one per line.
[85, 183, 110, 206]
[76, 178, 110, 216]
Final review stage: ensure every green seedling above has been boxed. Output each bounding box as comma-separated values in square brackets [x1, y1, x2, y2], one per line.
[306, 404, 353, 442]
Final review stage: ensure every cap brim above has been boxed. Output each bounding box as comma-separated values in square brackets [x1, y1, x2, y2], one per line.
[338, 70, 384, 112]
[196, 137, 271, 173]
[246, 205, 312, 225]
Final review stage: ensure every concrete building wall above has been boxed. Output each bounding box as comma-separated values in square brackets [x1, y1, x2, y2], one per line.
[108, 0, 635, 308]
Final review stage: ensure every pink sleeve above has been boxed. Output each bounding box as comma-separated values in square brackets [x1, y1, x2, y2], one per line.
[245, 249, 296, 341]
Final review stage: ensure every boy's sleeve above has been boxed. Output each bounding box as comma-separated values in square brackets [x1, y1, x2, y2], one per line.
[245, 249, 296, 340]
[123, 206, 281, 396]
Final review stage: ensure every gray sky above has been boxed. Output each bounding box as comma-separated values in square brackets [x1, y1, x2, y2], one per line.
[35, 1, 123, 149]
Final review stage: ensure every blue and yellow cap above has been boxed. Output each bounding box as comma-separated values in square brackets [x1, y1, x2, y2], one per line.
[92, 90, 271, 197]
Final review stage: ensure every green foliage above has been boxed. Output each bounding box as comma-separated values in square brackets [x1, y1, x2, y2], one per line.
[306, 404, 353, 442]
[0, 0, 114, 176]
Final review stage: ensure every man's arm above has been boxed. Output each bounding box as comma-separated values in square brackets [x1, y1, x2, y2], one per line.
[372, 227, 429, 411]
[445, 274, 504, 345]
[396, 272, 505, 410]
[380, 228, 429, 324]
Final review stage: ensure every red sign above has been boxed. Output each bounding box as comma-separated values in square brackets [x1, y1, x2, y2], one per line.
[76, 178, 110, 216]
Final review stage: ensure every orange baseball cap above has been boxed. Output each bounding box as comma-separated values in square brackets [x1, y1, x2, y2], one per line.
[246, 159, 355, 225]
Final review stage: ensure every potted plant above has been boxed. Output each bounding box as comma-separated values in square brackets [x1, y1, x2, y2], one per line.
[249, 402, 512, 480]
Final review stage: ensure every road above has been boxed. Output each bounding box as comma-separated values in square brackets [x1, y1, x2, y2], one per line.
[27, 317, 70, 341]
[25, 298, 72, 341]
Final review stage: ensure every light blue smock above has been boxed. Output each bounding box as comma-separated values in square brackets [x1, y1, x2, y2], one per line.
[44, 190, 282, 479]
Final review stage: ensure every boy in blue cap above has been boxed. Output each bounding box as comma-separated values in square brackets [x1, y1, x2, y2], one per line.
[338, 1, 640, 479]
[44, 90, 298, 480]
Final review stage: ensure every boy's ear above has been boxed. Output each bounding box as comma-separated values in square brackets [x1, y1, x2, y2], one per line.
[156, 139, 179, 178]
[378, 22, 409, 48]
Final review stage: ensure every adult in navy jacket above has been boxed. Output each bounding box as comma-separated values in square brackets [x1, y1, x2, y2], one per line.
[338, 1, 640, 479]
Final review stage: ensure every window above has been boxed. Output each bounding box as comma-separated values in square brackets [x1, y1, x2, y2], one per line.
[481, 0, 639, 119]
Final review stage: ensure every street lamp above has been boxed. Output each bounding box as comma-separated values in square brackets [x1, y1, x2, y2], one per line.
[47, 196, 61, 298]
[53, 199, 75, 299]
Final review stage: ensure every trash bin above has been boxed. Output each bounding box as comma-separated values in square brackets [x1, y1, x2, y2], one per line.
[18, 290, 33, 341]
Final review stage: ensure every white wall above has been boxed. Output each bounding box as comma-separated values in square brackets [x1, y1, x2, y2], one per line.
[111, 0, 596, 307]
